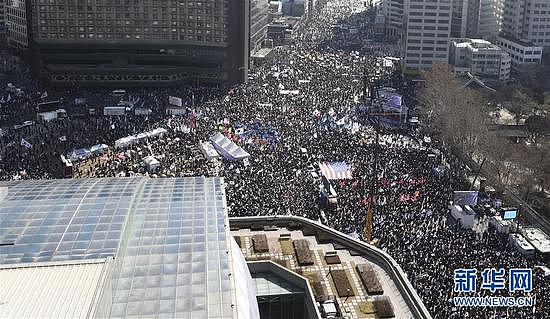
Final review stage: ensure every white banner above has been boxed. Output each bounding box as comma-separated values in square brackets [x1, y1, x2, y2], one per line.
[21, 138, 33, 149]
[169, 96, 183, 107]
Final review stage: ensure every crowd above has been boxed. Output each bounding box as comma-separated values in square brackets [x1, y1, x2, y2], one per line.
[0, 0, 548, 318]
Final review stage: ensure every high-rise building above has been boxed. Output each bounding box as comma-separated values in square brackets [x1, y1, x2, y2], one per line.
[479, 0, 505, 40]
[402, 0, 453, 72]
[6, 0, 29, 50]
[501, 0, 550, 50]
[451, 0, 469, 38]
[0, 0, 6, 44]
[250, 0, 269, 53]
[382, 0, 405, 38]
[5, 0, 269, 87]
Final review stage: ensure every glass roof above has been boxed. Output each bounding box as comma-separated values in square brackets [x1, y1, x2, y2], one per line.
[252, 272, 304, 296]
[0, 178, 142, 264]
[0, 177, 235, 319]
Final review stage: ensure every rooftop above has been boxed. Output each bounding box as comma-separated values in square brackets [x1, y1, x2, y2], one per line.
[498, 34, 542, 48]
[0, 259, 111, 319]
[230, 216, 431, 319]
[0, 177, 237, 319]
[0, 179, 429, 319]
[452, 38, 501, 51]
[522, 227, 550, 253]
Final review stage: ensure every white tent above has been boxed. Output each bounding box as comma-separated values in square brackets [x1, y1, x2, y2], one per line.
[142, 156, 160, 172]
[209, 132, 250, 161]
[115, 136, 136, 149]
[136, 133, 148, 140]
[200, 142, 220, 161]
[90, 144, 109, 154]
[149, 128, 168, 138]
[37, 111, 58, 122]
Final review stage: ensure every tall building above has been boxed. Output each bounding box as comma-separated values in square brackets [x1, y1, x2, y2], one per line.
[250, 0, 269, 53]
[5, 0, 29, 50]
[5, 0, 264, 87]
[501, 0, 550, 50]
[402, 0, 453, 72]
[382, 0, 405, 38]
[451, 0, 469, 38]
[466, 0, 505, 41]
[0, 178, 430, 319]
[0, 0, 6, 44]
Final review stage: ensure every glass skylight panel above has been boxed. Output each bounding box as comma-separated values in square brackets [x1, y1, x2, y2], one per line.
[0, 178, 143, 264]
[0, 177, 234, 318]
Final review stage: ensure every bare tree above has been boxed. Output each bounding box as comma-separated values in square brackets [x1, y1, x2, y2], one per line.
[420, 63, 490, 154]
[525, 115, 550, 145]
[507, 89, 538, 125]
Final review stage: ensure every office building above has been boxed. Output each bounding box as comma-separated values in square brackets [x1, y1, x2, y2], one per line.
[451, 0, 469, 38]
[382, 0, 405, 38]
[501, 0, 550, 50]
[479, 0, 505, 40]
[0, 178, 430, 319]
[466, 0, 504, 40]
[375, 12, 387, 36]
[250, 0, 270, 54]
[5, 0, 28, 50]
[0, 0, 6, 44]
[5, 0, 262, 87]
[497, 34, 543, 66]
[466, 0, 505, 40]
[449, 38, 511, 81]
[403, 0, 453, 72]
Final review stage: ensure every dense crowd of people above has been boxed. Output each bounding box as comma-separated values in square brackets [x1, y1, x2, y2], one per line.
[0, 0, 548, 318]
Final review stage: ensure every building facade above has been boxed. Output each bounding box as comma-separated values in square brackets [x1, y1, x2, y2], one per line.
[502, 0, 550, 50]
[250, 0, 269, 54]
[6, 0, 259, 87]
[402, 0, 453, 72]
[382, 0, 405, 38]
[497, 34, 543, 66]
[499, 51, 512, 80]
[451, 0, 469, 38]
[6, 0, 29, 50]
[449, 38, 511, 80]
[0, 0, 6, 44]
[467, 0, 505, 41]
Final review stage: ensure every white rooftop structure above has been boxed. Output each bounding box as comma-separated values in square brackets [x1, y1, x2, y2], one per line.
[0, 178, 256, 319]
[522, 227, 550, 254]
[0, 259, 111, 318]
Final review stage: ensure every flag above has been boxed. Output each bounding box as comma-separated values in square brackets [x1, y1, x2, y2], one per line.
[189, 111, 197, 130]
[318, 161, 352, 180]
[21, 138, 32, 149]
[364, 204, 373, 242]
